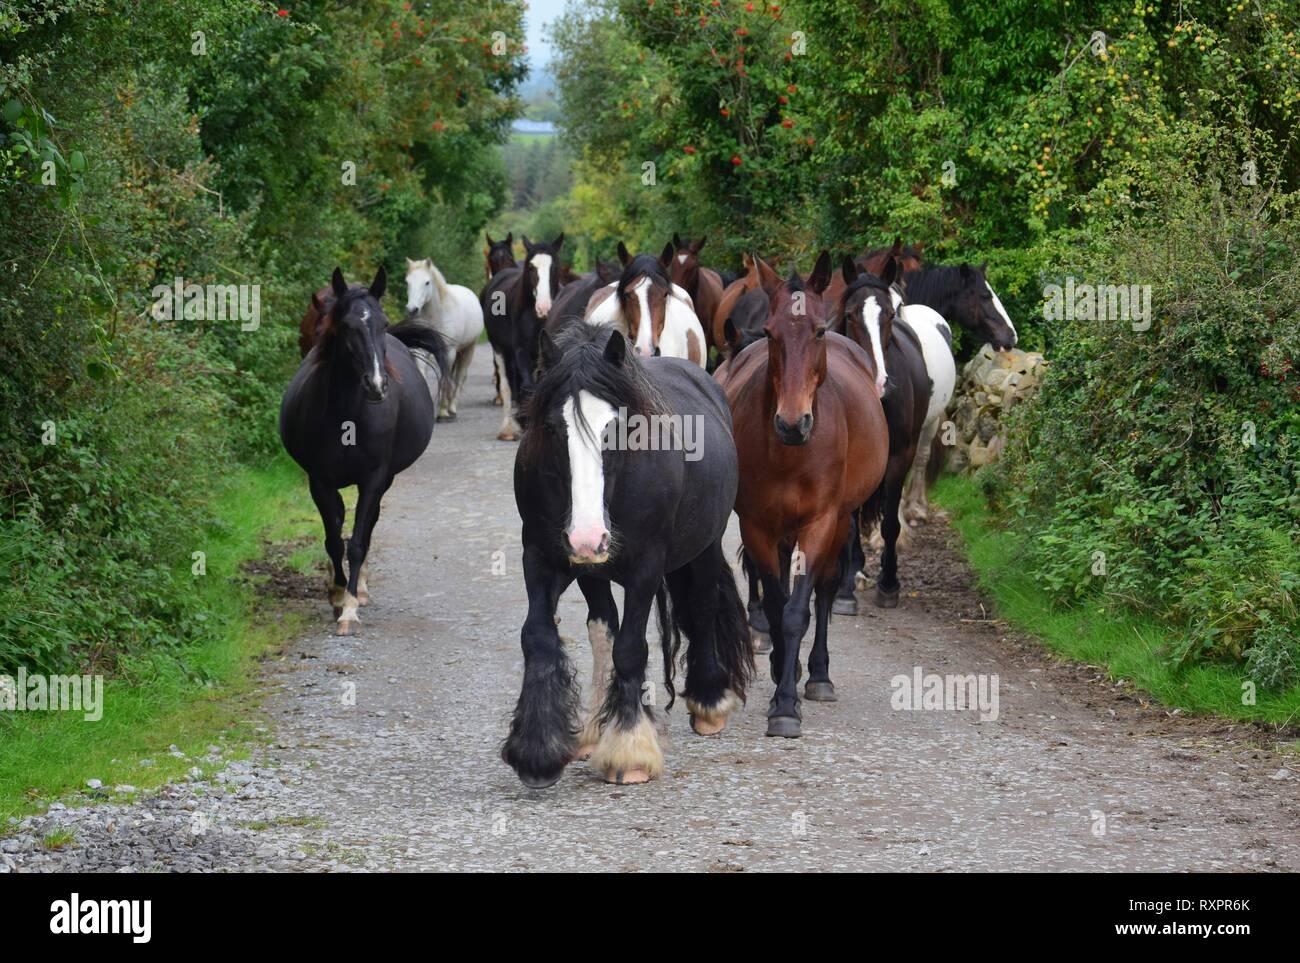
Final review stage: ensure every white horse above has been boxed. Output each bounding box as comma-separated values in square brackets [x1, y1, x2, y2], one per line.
[404, 258, 484, 420]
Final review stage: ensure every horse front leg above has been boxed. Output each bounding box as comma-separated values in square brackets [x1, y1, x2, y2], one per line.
[308, 477, 347, 617]
[449, 340, 475, 418]
[902, 417, 940, 526]
[740, 549, 771, 652]
[589, 573, 662, 785]
[337, 471, 392, 635]
[502, 545, 577, 788]
[675, 541, 750, 736]
[574, 576, 619, 761]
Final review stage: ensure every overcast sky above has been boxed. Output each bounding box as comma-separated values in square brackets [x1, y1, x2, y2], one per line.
[524, 0, 567, 70]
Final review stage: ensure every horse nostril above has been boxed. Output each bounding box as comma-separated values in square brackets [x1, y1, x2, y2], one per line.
[799, 413, 813, 434]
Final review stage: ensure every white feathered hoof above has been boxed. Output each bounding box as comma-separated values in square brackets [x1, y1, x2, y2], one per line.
[497, 427, 519, 442]
[335, 594, 361, 635]
[751, 629, 772, 654]
[590, 713, 663, 785]
[687, 690, 741, 736]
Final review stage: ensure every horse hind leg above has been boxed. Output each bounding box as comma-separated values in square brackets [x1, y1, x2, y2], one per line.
[448, 340, 475, 418]
[309, 478, 347, 618]
[902, 418, 941, 526]
[337, 473, 391, 635]
[436, 346, 458, 421]
[491, 351, 504, 406]
[672, 542, 752, 736]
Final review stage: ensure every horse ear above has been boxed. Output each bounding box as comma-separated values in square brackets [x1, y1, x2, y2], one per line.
[672, 232, 682, 249]
[505, 232, 513, 246]
[331, 267, 348, 299]
[979, 260, 988, 275]
[311, 292, 327, 315]
[369, 265, 387, 300]
[724, 317, 739, 348]
[912, 242, 924, 257]
[840, 255, 859, 285]
[485, 233, 495, 247]
[754, 254, 781, 295]
[880, 255, 899, 287]
[405, 257, 414, 268]
[539, 330, 561, 370]
[552, 232, 565, 251]
[521, 235, 533, 254]
[617, 241, 632, 266]
[808, 250, 832, 295]
[604, 329, 627, 366]
[659, 242, 674, 269]
[692, 235, 706, 254]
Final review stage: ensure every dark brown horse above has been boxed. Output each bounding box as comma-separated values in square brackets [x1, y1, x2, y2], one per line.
[716, 252, 889, 738]
[822, 239, 925, 308]
[668, 234, 725, 351]
[712, 252, 782, 351]
[484, 232, 517, 280]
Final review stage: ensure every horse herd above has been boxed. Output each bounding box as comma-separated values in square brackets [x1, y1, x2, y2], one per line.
[279, 233, 1019, 789]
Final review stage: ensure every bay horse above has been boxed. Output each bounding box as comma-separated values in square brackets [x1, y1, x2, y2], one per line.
[480, 233, 564, 440]
[902, 262, 1017, 354]
[830, 257, 933, 614]
[503, 323, 753, 788]
[822, 239, 925, 308]
[280, 266, 448, 635]
[711, 251, 782, 351]
[717, 252, 889, 738]
[404, 258, 483, 421]
[584, 242, 707, 366]
[668, 233, 725, 351]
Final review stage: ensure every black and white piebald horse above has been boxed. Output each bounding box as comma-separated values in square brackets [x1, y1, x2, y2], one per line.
[503, 323, 753, 788]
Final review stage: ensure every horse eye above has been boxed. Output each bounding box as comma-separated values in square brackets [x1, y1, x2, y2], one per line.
[815, 326, 827, 339]
[763, 329, 774, 339]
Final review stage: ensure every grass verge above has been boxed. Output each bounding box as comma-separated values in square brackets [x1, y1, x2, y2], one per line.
[932, 474, 1300, 727]
[0, 454, 320, 823]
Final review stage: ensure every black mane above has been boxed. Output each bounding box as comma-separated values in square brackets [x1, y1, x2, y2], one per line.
[519, 322, 667, 467]
[618, 255, 670, 300]
[902, 264, 973, 303]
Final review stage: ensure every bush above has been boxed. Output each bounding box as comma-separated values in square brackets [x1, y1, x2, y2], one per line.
[989, 150, 1300, 686]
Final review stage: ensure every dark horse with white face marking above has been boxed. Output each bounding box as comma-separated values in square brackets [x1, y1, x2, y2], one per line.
[503, 323, 753, 788]
[280, 267, 448, 635]
[903, 262, 1017, 355]
[480, 233, 564, 441]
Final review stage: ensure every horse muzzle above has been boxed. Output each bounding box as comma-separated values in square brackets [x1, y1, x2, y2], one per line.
[566, 528, 611, 566]
[773, 413, 813, 446]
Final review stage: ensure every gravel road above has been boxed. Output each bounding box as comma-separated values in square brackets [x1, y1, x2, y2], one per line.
[7, 349, 1297, 873]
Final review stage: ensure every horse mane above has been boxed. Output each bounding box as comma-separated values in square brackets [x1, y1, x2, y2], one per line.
[425, 260, 451, 300]
[617, 254, 669, 300]
[519, 321, 667, 468]
[902, 265, 969, 304]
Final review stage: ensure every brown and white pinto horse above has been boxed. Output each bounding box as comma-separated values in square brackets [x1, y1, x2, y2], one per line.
[668, 233, 725, 351]
[584, 242, 707, 367]
[717, 252, 889, 738]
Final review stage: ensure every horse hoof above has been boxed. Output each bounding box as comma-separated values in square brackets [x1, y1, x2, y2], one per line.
[497, 430, 519, 442]
[748, 609, 770, 634]
[605, 768, 652, 785]
[804, 681, 838, 702]
[336, 618, 360, 636]
[689, 714, 726, 736]
[437, 413, 456, 423]
[492, 396, 504, 407]
[751, 629, 772, 654]
[518, 770, 563, 790]
[356, 591, 370, 606]
[766, 716, 802, 739]
[832, 596, 858, 616]
[874, 587, 900, 608]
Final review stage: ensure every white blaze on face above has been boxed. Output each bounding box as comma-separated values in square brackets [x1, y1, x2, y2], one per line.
[861, 296, 888, 396]
[360, 308, 383, 391]
[632, 278, 655, 356]
[531, 253, 554, 317]
[563, 390, 617, 561]
[677, 254, 687, 265]
[986, 281, 1017, 344]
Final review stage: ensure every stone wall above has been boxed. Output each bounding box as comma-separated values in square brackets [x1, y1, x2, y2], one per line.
[945, 345, 1048, 472]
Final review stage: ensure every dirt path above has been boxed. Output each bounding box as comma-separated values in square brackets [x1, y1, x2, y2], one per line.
[9, 349, 1297, 873]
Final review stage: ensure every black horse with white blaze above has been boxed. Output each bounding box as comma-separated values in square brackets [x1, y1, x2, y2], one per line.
[279, 266, 448, 635]
[503, 323, 753, 788]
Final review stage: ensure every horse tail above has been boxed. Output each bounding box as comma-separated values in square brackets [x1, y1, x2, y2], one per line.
[655, 583, 681, 710]
[387, 321, 451, 380]
[661, 550, 755, 712]
[859, 478, 887, 543]
[709, 556, 755, 701]
[926, 429, 947, 486]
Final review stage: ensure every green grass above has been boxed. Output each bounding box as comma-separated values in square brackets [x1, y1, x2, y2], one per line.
[933, 475, 1300, 728]
[0, 454, 321, 824]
